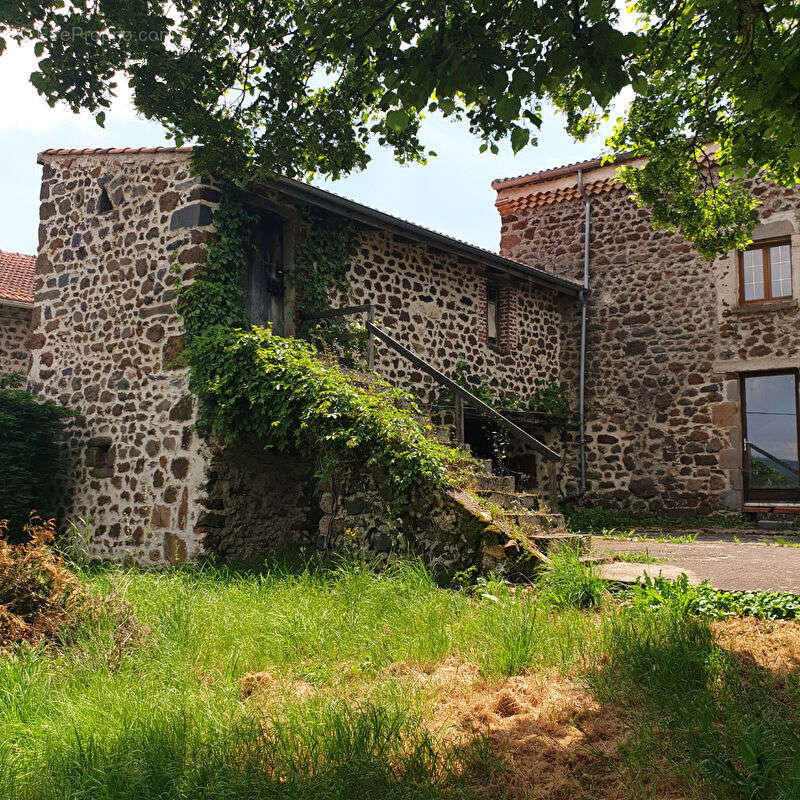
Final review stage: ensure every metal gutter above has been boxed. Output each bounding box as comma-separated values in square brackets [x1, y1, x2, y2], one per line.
[0, 298, 34, 310]
[271, 177, 583, 298]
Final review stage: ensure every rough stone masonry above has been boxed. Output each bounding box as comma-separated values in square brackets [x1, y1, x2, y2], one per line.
[494, 157, 800, 514]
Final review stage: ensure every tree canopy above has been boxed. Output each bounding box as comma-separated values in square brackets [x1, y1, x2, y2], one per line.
[2, 1, 798, 257]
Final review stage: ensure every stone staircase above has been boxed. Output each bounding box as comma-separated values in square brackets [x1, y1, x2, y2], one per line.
[430, 421, 589, 571]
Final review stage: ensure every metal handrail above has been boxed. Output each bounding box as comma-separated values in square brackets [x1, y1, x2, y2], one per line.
[296, 302, 562, 462]
[366, 320, 560, 462]
[747, 441, 800, 478]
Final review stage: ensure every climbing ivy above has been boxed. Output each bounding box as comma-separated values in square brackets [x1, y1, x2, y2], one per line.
[293, 210, 365, 358]
[294, 210, 354, 324]
[176, 192, 464, 504]
[177, 194, 252, 348]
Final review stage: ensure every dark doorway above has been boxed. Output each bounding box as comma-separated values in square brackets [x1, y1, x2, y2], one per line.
[742, 370, 800, 503]
[243, 209, 284, 330]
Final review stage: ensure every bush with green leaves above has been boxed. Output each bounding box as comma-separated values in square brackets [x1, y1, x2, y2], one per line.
[188, 325, 464, 502]
[0, 374, 73, 540]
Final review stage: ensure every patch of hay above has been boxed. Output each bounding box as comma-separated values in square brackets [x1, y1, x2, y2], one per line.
[713, 617, 800, 672]
[381, 660, 689, 800]
[240, 668, 316, 701]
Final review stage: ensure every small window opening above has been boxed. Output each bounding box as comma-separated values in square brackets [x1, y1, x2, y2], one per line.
[86, 436, 114, 478]
[486, 283, 499, 345]
[97, 186, 113, 214]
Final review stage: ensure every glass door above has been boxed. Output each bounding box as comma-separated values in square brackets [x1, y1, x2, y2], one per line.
[742, 371, 800, 502]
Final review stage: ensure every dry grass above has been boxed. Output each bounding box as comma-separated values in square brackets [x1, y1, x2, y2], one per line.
[240, 668, 317, 701]
[382, 659, 698, 800]
[713, 616, 800, 672]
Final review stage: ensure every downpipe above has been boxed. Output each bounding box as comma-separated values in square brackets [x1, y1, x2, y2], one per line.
[563, 169, 589, 503]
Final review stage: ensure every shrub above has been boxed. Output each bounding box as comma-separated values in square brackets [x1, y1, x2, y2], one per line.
[0, 514, 138, 653]
[536, 545, 606, 609]
[0, 374, 73, 540]
[0, 514, 84, 648]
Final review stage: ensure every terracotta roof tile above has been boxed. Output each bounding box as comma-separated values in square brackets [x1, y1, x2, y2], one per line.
[0, 250, 35, 305]
[495, 177, 623, 214]
[491, 151, 636, 190]
[39, 146, 193, 157]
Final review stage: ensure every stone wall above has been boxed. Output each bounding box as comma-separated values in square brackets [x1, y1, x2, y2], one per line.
[317, 461, 498, 581]
[497, 173, 800, 512]
[29, 150, 219, 562]
[0, 305, 32, 377]
[343, 226, 566, 405]
[201, 444, 317, 564]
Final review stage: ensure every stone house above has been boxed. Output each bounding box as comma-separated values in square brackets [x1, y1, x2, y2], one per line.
[494, 154, 800, 515]
[0, 250, 35, 377]
[27, 147, 581, 565]
[24, 145, 800, 565]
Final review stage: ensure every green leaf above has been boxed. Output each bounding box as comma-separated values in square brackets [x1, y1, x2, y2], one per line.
[385, 109, 409, 133]
[510, 126, 530, 153]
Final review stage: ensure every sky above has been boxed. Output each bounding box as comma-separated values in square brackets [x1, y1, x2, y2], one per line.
[0, 41, 622, 257]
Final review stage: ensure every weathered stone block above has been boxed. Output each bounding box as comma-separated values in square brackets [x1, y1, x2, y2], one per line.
[169, 203, 213, 230]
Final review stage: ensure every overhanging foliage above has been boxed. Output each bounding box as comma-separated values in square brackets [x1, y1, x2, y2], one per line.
[5, 1, 798, 256]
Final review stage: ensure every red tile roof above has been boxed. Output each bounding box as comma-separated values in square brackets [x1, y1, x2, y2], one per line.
[0, 250, 35, 305]
[39, 147, 193, 157]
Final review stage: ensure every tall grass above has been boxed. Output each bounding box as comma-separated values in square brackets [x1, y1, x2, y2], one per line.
[4, 556, 800, 799]
[535, 545, 606, 610]
[0, 558, 593, 800]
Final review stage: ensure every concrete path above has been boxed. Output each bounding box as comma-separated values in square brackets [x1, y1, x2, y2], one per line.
[592, 533, 800, 592]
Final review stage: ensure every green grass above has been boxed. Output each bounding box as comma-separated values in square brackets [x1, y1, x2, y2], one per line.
[3, 555, 800, 799]
[613, 549, 665, 564]
[0, 559, 592, 800]
[589, 605, 800, 799]
[563, 504, 749, 534]
[600, 528, 699, 544]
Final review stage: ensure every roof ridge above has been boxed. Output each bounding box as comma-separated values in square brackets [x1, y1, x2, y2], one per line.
[0, 248, 35, 260]
[39, 146, 193, 157]
[491, 151, 636, 191]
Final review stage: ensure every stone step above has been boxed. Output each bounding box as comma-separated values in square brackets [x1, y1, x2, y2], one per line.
[475, 489, 541, 511]
[493, 532, 591, 565]
[463, 473, 516, 492]
[498, 510, 566, 534]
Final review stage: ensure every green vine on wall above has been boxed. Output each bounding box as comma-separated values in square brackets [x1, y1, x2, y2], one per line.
[294, 209, 364, 357]
[176, 192, 464, 506]
[448, 361, 570, 423]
